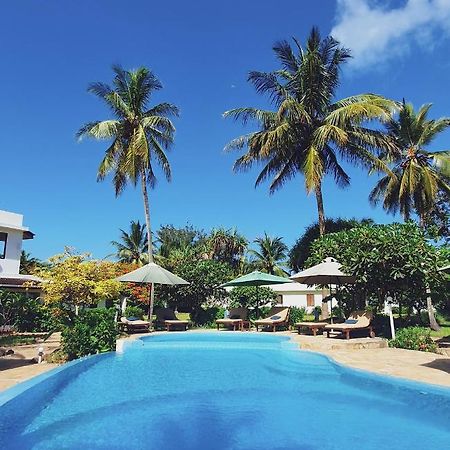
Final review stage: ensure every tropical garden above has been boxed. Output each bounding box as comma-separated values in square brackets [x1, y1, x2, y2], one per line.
[1, 28, 449, 360]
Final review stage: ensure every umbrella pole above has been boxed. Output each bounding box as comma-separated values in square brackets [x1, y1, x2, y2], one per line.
[329, 283, 333, 325]
[148, 283, 154, 332]
[256, 286, 259, 320]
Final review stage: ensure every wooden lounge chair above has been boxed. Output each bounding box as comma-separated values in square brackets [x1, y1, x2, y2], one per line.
[254, 307, 290, 332]
[216, 307, 248, 331]
[155, 308, 189, 332]
[324, 310, 375, 340]
[295, 321, 328, 336]
[120, 316, 150, 333]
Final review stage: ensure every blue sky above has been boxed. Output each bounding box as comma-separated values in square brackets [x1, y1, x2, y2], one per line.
[1, 0, 450, 260]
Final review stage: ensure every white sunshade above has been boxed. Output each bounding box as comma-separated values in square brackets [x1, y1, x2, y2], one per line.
[290, 257, 356, 285]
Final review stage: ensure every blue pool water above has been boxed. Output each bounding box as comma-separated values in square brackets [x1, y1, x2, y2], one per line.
[1, 333, 449, 449]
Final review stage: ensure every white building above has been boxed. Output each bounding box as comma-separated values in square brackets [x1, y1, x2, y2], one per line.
[270, 282, 327, 312]
[0, 209, 41, 292]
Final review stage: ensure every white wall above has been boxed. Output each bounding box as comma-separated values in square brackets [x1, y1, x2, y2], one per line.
[278, 293, 323, 312]
[0, 210, 25, 275]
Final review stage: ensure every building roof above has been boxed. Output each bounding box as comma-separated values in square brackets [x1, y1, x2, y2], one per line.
[0, 273, 42, 289]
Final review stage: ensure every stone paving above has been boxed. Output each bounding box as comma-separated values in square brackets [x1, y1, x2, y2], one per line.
[1, 329, 449, 392]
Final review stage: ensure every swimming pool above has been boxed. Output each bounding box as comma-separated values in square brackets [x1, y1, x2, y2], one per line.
[1, 333, 449, 449]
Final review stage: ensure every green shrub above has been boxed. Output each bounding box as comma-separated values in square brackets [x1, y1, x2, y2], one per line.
[389, 327, 438, 353]
[288, 307, 306, 326]
[62, 308, 117, 360]
[0, 291, 59, 332]
[191, 306, 225, 327]
[124, 306, 144, 320]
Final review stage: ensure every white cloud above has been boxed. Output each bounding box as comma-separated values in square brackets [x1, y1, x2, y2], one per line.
[331, 0, 450, 69]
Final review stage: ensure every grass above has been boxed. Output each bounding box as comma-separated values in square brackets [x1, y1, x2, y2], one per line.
[0, 335, 38, 346]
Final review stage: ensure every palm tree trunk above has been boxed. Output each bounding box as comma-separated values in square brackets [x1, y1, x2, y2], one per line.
[141, 172, 154, 264]
[419, 213, 426, 229]
[314, 183, 326, 236]
[141, 171, 155, 331]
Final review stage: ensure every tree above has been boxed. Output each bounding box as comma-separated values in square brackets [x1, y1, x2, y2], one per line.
[206, 228, 248, 269]
[20, 251, 46, 274]
[224, 28, 396, 236]
[229, 286, 278, 320]
[158, 257, 233, 314]
[307, 223, 447, 331]
[370, 102, 450, 227]
[111, 220, 148, 265]
[249, 233, 288, 276]
[78, 65, 179, 326]
[423, 190, 450, 243]
[77, 65, 179, 263]
[156, 224, 206, 259]
[289, 217, 374, 271]
[38, 250, 123, 317]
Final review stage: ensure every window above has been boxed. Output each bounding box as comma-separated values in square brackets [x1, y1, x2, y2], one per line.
[0, 232, 7, 259]
[306, 294, 315, 307]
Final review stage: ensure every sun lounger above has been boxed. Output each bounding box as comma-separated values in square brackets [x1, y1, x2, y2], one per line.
[324, 310, 375, 340]
[254, 307, 290, 332]
[295, 321, 328, 336]
[216, 307, 248, 331]
[120, 316, 150, 333]
[155, 308, 189, 331]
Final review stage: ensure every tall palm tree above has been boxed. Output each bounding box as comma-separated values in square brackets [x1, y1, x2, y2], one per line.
[77, 65, 179, 263]
[111, 220, 148, 265]
[224, 28, 397, 235]
[249, 233, 288, 276]
[369, 102, 450, 226]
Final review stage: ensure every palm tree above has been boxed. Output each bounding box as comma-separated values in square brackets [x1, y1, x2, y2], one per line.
[77, 65, 179, 264]
[249, 233, 288, 276]
[20, 251, 44, 274]
[369, 102, 450, 227]
[206, 228, 248, 268]
[111, 220, 148, 265]
[224, 28, 397, 236]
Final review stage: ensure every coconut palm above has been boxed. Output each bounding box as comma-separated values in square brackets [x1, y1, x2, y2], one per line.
[249, 233, 288, 276]
[224, 28, 397, 235]
[77, 65, 179, 263]
[206, 228, 248, 268]
[369, 102, 450, 226]
[111, 220, 148, 265]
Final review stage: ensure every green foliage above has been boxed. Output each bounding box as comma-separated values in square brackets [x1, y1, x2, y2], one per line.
[124, 306, 144, 320]
[370, 102, 450, 224]
[61, 308, 117, 360]
[111, 220, 148, 265]
[158, 258, 233, 313]
[389, 327, 438, 353]
[289, 218, 374, 271]
[0, 291, 57, 332]
[307, 223, 448, 315]
[288, 307, 306, 326]
[190, 306, 225, 327]
[249, 233, 288, 275]
[229, 286, 277, 308]
[156, 224, 206, 259]
[224, 28, 397, 235]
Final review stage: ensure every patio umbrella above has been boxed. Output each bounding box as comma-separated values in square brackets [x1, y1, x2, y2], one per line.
[220, 271, 293, 319]
[116, 262, 189, 330]
[290, 257, 356, 323]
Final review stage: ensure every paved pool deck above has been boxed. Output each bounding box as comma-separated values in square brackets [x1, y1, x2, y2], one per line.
[0, 330, 449, 391]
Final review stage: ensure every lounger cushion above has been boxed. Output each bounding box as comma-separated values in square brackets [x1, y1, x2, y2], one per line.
[127, 317, 139, 321]
[344, 319, 358, 324]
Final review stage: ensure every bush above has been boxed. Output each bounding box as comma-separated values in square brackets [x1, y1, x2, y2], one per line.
[191, 306, 225, 327]
[288, 307, 306, 326]
[389, 327, 438, 353]
[61, 308, 117, 360]
[0, 290, 58, 332]
[124, 306, 144, 320]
